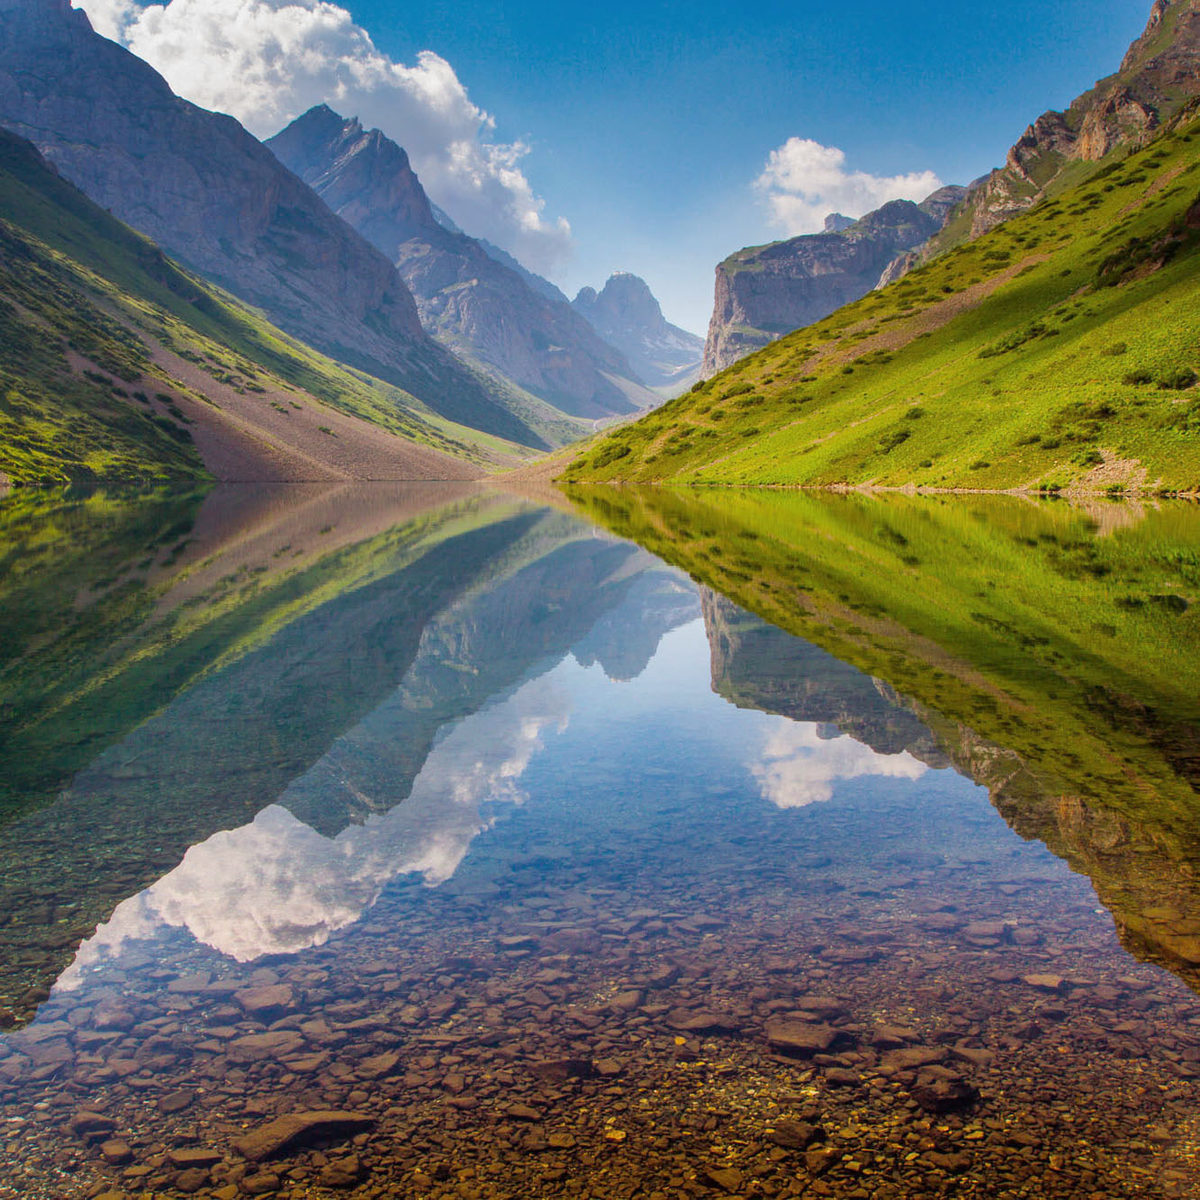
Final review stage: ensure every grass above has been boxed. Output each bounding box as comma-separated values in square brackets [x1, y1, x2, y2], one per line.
[565, 108, 1200, 492]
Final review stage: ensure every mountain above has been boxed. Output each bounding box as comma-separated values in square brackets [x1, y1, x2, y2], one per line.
[0, 127, 503, 485]
[913, 0, 1200, 266]
[0, 0, 548, 448]
[566, 90, 1200, 489]
[267, 106, 658, 423]
[701, 187, 965, 375]
[573, 273, 704, 391]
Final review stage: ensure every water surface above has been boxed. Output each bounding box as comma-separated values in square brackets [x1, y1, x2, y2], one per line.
[1, 483, 1199, 1199]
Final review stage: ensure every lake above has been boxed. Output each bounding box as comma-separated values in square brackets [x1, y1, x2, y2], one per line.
[1, 482, 1199, 1199]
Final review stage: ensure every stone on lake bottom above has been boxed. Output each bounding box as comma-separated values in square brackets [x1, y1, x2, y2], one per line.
[234, 1111, 375, 1162]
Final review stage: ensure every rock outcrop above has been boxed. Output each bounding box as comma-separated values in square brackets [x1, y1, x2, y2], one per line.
[702, 187, 964, 375]
[268, 107, 656, 421]
[914, 0, 1200, 261]
[573, 273, 704, 391]
[0, 0, 541, 446]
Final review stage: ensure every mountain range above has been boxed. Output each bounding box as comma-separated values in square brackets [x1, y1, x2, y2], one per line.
[267, 106, 658, 423]
[0, 0, 567, 449]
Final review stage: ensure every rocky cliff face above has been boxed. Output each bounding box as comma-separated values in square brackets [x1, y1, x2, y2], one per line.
[269, 107, 655, 421]
[702, 187, 964, 375]
[918, 0, 1200, 258]
[701, 591, 949, 763]
[573, 273, 704, 391]
[0, 1, 541, 446]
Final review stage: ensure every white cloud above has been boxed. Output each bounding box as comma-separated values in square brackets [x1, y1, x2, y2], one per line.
[75, 0, 573, 272]
[752, 723, 927, 810]
[755, 137, 942, 236]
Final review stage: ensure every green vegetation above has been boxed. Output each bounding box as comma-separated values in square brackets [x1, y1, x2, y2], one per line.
[567, 485, 1200, 839]
[565, 109, 1200, 492]
[0, 130, 502, 485]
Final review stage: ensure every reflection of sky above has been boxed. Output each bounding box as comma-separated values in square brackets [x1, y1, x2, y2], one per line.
[753, 724, 927, 809]
[60, 679, 569, 985]
[59, 612, 961, 991]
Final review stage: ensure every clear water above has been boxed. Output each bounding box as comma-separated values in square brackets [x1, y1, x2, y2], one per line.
[1, 484, 1198, 1199]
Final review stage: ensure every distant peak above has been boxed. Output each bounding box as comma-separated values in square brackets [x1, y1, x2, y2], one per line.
[823, 213, 856, 233]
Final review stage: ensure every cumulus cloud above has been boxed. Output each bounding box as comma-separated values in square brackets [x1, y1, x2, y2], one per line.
[75, 0, 573, 271]
[756, 137, 942, 236]
[752, 723, 927, 810]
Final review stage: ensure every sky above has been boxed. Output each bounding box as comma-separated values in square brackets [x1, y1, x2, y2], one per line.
[79, 0, 1153, 333]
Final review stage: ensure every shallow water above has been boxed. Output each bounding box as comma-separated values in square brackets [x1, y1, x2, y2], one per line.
[1, 484, 1199, 1199]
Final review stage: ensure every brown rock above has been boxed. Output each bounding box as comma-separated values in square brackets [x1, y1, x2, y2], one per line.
[234, 985, 296, 1019]
[234, 1111, 375, 1163]
[767, 1120, 822, 1150]
[240, 1172, 281, 1195]
[169, 1148, 223, 1168]
[319, 1155, 364, 1188]
[529, 1058, 596, 1083]
[227, 1031, 305, 1063]
[702, 1165, 743, 1191]
[100, 1139, 132, 1164]
[880, 1046, 948, 1073]
[764, 1020, 849, 1058]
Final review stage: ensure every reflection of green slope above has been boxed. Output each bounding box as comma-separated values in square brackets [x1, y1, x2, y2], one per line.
[0, 487, 521, 826]
[576, 486, 1200, 990]
[568, 486, 1200, 834]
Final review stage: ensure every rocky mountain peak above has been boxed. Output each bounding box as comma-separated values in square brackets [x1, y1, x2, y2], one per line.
[573, 273, 703, 391]
[575, 272, 667, 335]
[824, 213, 855, 233]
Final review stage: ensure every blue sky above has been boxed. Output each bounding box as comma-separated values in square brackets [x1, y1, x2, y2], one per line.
[342, 0, 1151, 331]
[87, 0, 1154, 333]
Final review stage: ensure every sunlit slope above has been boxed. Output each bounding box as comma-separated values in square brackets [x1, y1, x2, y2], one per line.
[566, 109, 1200, 492]
[567, 486, 1200, 836]
[0, 130, 513, 485]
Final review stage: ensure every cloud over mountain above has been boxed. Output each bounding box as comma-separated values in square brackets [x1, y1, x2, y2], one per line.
[76, 0, 573, 272]
[756, 137, 942, 236]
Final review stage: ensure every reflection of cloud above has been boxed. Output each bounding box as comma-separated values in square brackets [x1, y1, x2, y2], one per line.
[60, 680, 568, 986]
[753, 723, 927, 809]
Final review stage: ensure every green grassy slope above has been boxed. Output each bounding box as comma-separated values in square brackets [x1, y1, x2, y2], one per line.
[567, 485, 1200, 836]
[0, 130, 514, 485]
[565, 109, 1200, 492]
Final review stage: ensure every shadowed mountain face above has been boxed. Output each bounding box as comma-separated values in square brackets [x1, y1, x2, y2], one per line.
[573, 273, 704, 391]
[0, 2, 545, 447]
[268, 107, 656, 423]
[702, 187, 965, 375]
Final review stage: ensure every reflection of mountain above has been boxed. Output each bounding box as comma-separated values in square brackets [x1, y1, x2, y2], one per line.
[0, 491, 677, 1028]
[573, 573, 700, 682]
[702, 589, 946, 763]
[570, 485, 1200, 995]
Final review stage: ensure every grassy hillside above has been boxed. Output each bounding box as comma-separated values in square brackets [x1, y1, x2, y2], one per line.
[0, 130, 517, 485]
[567, 485, 1200, 836]
[564, 107, 1200, 492]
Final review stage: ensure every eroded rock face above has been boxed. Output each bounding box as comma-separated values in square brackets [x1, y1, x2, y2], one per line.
[572, 273, 704, 391]
[0, 3, 538, 445]
[701, 188, 964, 375]
[944, 0, 1200, 244]
[268, 107, 653, 421]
